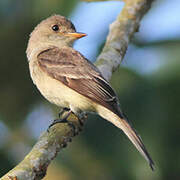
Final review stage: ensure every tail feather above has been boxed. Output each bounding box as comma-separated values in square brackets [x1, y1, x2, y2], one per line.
[98, 106, 155, 170]
[119, 118, 155, 170]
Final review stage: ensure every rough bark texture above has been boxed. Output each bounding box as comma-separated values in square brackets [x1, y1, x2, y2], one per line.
[1, 0, 154, 179]
[1, 113, 84, 180]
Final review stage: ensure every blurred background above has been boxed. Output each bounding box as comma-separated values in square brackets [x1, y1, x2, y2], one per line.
[0, 0, 179, 179]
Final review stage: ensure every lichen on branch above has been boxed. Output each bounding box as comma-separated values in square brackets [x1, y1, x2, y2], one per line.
[1, 112, 85, 180]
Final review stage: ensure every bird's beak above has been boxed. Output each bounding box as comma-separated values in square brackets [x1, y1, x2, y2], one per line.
[64, 32, 87, 39]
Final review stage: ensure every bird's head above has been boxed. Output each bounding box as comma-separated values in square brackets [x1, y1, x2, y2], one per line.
[27, 15, 86, 58]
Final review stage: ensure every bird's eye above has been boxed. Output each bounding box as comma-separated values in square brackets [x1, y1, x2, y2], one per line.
[52, 25, 59, 31]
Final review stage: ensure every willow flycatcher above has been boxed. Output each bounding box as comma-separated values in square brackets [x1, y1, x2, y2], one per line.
[26, 15, 154, 170]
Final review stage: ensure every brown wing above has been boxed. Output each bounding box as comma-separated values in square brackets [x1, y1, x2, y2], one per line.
[37, 47, 123, 117]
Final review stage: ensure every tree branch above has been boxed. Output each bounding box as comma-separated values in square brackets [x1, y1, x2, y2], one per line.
[1, 113, 84, 180]
[95, 0, 154, 80]
[1, 0, 154, 179]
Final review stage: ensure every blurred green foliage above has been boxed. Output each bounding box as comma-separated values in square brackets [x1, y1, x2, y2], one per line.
[0, 0, 180, 180]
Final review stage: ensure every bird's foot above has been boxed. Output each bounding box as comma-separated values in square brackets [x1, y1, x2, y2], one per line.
[48, 108, 87, 135]
[58, 107, 70, 118]
[48, 118, 68, 130]
[48, 109, 78, 135]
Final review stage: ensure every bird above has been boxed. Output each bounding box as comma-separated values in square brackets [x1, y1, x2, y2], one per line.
[26, 15, 154, 170]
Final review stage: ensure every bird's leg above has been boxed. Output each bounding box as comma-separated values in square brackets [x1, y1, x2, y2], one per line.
[58, 107, 70, 118]
[48, 109, 76, 134]
[48, 108, 87, 135]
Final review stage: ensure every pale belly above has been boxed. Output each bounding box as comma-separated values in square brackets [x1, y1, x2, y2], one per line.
[29, 61, 97, 113]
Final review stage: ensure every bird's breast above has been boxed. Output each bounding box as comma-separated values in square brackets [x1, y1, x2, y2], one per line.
[29, 59, 97, 113]
[29, 60, 69, 108]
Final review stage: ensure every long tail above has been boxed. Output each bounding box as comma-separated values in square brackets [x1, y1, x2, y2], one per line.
[117, 116, 155, 170]
[98, 107, 155, 170]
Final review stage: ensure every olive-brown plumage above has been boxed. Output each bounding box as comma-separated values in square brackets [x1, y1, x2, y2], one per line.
[26, 15, 154, 170]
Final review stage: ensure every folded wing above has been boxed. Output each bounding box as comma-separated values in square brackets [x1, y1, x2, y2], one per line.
[37, 46, 154, 170]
